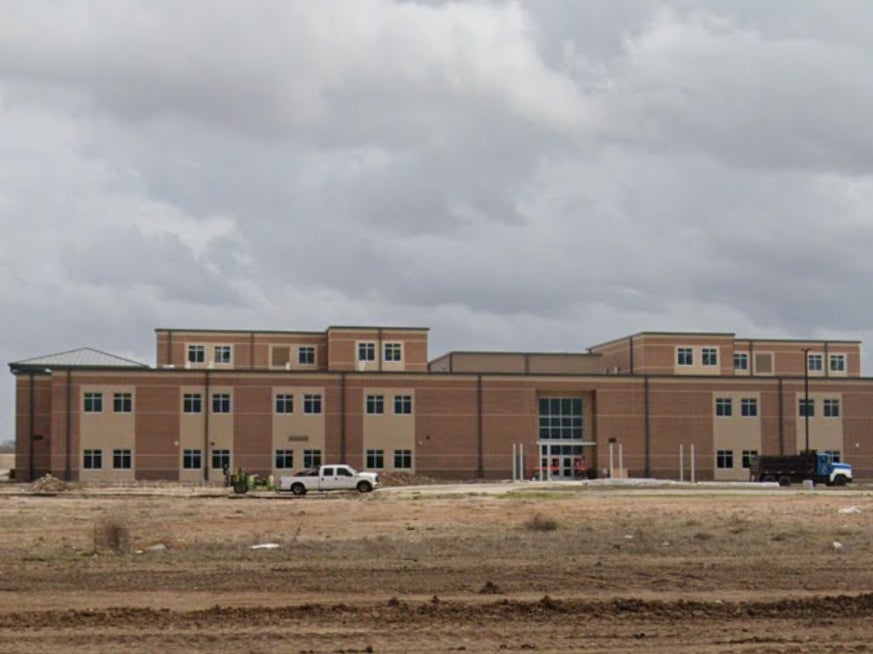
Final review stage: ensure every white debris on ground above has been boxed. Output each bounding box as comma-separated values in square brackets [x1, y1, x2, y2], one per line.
[29, 474, 68, 493]
[838, 506, 862, 514]
[250, 543, 280, 550]
[833, 541, 843, 551]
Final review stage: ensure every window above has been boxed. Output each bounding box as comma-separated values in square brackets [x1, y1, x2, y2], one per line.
[183, 393, 202, 413]
[275, 449, 294, 469]
[807, 353, 823, 372]
[298, 346, 315, 365]
[823, 450, 841, 463]
[113, 392, 132, 413]
[716, 450, 734, 469]
[715, 398, 732, 417]
[366, 449, 384, 469]
[824, 398, 840, 418]
[212, 393, 231, 414]
[384, 343, 402, 362]
[702, 348, 718, 366]
[733, 352, 748, 371]
[677, 347, 693, 366]
[394, 449, 412, 469]
[113, 449, 132, 470]
[830, 354, 846, 372]
[741, 450, 759, 469]
[211, 449, 230, 470]
[304, 449, 322, 468]
[303, 394, 322, 414]
[213, 345, 232, 364]
[365, 394, 384, 415]
[799, 398, 814, 417]
[358, 342, 376, 362]
[84, 392, 103, 413]
[187, 345, 205, 363]
[275, 394, 293, 414]
[741, 398, 758, 417]
[538, 398, 583, 440]
[183, 449, 202, 469]
[83, 449, 103, 470]
[394, 395, 412, 415]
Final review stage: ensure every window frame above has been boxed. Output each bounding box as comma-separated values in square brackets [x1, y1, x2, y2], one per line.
[275, 393, 294, 414]
[823, 398, 840, 418]
[187, 344, 205, 364]
[740, 398, 758, 417]
[715, 397, 733, 417]
[394, 449, 412, 469]
[303, 394, 322, 415]
[741, 449, 758, 469]
[211, 449, 230, 470]
[366, 449, 384, 469]
[84, 392, 103, 413]
[274, 449, 294, 469]
[677, 347, 693, 366]
[83, 448, 103, 470]
[830, 353, 846, 372]
[733, 352, 748, 371]
[303, 449, 322, 468]
[365, 394, 385, 415]
[183, 393, 202, 414]
[716, 450, 734, 469]
[702, 347, 718, 366]
[212, 393, 231, 414]
[113, 392, 133, 413]
[298, 346, 315, 365]
[357, 342, 376, 362]
[213, 345, 232, 365]
[384, 342, 402, 362]
[799, 398, 815, 417]
[112, 448, 132, 470]
[394, 394, 412, 415]
[807, 353, 823, 372]
[183, 449, 202, 470]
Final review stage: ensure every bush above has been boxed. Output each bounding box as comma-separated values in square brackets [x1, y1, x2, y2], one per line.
[95, 515, 131, 554]
[524, 513, 559, 532]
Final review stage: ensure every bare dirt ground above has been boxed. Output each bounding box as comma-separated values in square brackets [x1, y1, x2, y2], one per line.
[1, 480, 873, 653]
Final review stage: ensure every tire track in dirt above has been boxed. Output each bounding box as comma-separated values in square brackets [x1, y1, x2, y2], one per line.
[3, 593, 873, 630]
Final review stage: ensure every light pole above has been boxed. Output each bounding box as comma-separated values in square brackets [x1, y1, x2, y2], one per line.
[803, 348, 810, 453]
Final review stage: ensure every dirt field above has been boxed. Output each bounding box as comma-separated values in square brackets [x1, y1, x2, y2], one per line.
[1, 480, 872, 653]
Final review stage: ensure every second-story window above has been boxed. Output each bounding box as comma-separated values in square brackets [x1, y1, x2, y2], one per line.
[212, 393, 231, 414]
[807, 353, 823, 372]
[275, 394, 293, 414]
[384, 343, 402, 362]
[303, 394, 322, 414]
[84, 392, 103, 413]
[394, 395, 412, 414]
[358, 342, 376, 362]
[799, 398, 814, 417]
[677, 347, 693, 366]
[702, 348, 718, 366]
[366, 395, 384, 415]
[830, 354, 846, 372]
[183, 393, 202, 413]
[113, 392, 133, 413]
[824, 399, 840, 417]
[741, 398, 758, 417]
[733, 353, 748, 371]
[214, 345, 232, 364]
[715, 398, 732, 417]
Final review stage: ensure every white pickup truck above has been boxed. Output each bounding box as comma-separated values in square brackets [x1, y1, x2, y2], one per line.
[278, 464, 381, 495]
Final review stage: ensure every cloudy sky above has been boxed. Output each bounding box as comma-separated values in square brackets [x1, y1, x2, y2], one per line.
[3, 1, 873, 438]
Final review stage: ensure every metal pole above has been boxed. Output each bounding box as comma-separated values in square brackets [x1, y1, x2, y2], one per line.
[803, 348, 810, 453]
[691, 443, 696, 483]
[512, 444, 517, 482]
[618, 443, 623, 479]
[609, 442, 614, 478]
[520, 443, 524, 480]
[680, 444, 684, 482]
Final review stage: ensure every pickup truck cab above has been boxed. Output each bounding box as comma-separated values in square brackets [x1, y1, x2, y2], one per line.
[278, 464, 380, 495]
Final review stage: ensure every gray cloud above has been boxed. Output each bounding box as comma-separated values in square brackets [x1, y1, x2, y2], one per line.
[3, 1, 873, 440]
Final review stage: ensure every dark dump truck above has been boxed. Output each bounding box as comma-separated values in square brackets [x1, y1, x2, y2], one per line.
[749, 451, 853, 486]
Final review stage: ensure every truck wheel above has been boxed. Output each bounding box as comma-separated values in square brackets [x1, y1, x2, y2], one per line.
[833, 475, 848, 486]
[356, 480, 373, 493]
[778, 476, 791, 487]
[290, 482, 307, 496]
[762, 475, 776, 483]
